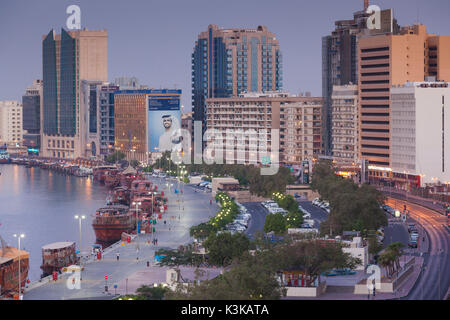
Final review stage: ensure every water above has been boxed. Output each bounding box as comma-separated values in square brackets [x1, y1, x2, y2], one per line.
[0, 164, 109, 281]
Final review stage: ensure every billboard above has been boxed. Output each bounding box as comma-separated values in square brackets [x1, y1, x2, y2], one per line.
[147, 90, 182, 153]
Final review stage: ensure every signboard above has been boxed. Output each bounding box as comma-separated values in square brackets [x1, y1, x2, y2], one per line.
[147, 90, 182, 153]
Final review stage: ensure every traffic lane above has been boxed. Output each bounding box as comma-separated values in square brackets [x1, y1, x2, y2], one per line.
[383, 223, 409, 249]
[386, 198, 449, 300]
[242, 202, 268, 238]
[382, 188, 446, 215]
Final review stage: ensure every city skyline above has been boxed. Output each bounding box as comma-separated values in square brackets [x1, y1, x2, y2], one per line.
[1, 0, 450, 111]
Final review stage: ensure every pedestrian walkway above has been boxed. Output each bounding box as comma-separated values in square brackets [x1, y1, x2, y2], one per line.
[23, 177, 219, 300]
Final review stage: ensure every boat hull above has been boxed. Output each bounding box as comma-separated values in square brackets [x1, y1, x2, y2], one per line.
[92, 222, 136, 244]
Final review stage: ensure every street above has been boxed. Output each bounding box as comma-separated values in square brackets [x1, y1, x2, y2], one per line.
[386, 197, 450, 300]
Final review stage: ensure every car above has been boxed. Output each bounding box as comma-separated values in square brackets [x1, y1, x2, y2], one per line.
[270, 208, 287, 214]
[302, 212, 311, 219]
[410, 234, 419, 242]
[408, 224, 416, 232]
[408, 240, 418, 248]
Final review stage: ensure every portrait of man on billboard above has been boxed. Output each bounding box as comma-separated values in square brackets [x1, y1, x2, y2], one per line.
[159, 114, 182, 152]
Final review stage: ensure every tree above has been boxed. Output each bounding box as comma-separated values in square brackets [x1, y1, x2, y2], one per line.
[135, 285, 169, 300]
[274, 240, 361, 286]
[203, 232, 250, 266]
[105, 151, 125, 164]
[285, 211, 304, 229]
[129, 159, 140, 168]
[311, 159, 388, 236]
[367, 231, 383, 258]
[166, 237, 360, 300]
[378, 242, 404, 278]
[264, 213, 287, 235]
[165, 250, 286, 300]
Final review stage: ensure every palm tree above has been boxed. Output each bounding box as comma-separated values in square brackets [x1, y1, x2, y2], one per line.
[387, 242, 404, 274]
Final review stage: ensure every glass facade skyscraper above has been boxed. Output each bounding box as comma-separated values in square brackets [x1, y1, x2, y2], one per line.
[192, 25, 282, 126]
[41, 28, 108, 159]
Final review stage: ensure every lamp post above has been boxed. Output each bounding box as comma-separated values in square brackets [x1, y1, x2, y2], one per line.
[13, 233, 25, 299]
[74, 215, 85, 280]
[132, 201, 141, 235]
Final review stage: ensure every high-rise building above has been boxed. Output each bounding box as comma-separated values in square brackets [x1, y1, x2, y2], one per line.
[206, 92, 322, 165]
[41, 28, 108, 159]
[0, 101, 23, 146]
[98, 83, 120, 158]
[331, 85, 359, 166]
[114, 89, 182, 163]
[391, 81, 450, 188]
[181, 112, 194, 146]
[358, 25, 450, 167]
[22, 80, 43, 151]
[81, 80, 104, 158]
[322, 0, 399, 155]
[192, 25, 283, 127]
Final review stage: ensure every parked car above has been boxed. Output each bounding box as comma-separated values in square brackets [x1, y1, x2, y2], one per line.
[302, 212, 311, 219]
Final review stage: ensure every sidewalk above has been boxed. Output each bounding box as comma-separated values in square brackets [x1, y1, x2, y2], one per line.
[289, 256, 424, 300]
[23, 177, 219, 300]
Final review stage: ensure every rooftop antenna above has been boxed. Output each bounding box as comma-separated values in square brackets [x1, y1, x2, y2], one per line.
[416, 1, 420, 25]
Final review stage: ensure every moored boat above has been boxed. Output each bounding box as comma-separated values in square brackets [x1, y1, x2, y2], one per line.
[92, 205, 136, 245]
[40, 242, 79, 277]
[92, 165, 117, 183]
[0, 245, 29, 297]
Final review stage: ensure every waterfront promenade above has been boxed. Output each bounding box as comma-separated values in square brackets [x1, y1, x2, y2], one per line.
[23, 177, 219, 300]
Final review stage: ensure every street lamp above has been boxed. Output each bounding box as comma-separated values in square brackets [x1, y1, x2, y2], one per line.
[74, 215, 85, 280]
[132, 201, 142, 235]
[74, 215, 86, 252]
[13, 233, 25, 299]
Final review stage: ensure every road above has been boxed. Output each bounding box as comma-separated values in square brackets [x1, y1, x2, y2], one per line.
[386, 197, 450, 300]
[242, 202, 268, 238]
[297, 200, 329, 228]
[23, 177, 219, 300]
[242, 200, 329, 238]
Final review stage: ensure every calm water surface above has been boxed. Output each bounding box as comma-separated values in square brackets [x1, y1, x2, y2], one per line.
[0, 164, 109, 281]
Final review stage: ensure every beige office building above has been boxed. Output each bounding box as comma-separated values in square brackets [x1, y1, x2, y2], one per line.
[0, 101, 23, 146]
[206, 92, 322, 165]
[331, 85, 359, 165]
[391, 82, 450, 187]
[358, 24, 450, 167]
[41, 28, 108, 159]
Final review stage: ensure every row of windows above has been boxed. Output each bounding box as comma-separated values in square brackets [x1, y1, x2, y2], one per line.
[48, 139, 74, 149]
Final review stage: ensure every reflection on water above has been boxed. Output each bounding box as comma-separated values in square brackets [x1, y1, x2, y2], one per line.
[0, 164, 108, 281]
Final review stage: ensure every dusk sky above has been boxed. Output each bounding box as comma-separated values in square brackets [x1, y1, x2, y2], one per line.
[1, 0, 449, 111]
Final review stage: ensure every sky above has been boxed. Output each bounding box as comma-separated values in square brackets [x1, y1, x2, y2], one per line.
[1, 0, 450, 111]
